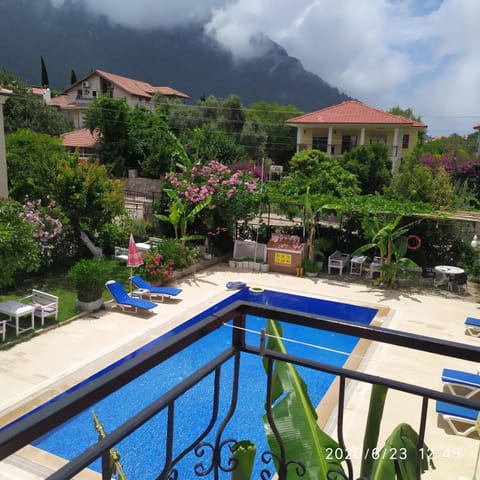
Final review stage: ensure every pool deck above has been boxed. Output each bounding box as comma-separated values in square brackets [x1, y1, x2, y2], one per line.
[1, 263, 480, 479]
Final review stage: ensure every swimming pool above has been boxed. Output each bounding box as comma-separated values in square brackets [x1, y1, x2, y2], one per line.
[32, 289, 378, 479]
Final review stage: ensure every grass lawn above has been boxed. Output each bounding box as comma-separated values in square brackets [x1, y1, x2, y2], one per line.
[0, 260, 131, 346]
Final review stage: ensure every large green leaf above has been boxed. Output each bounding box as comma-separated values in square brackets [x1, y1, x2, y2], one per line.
[231, 440, 256, 480]
[370, 423, 435, 480]
[262, 319, 346, 479]
[360, 384, 388, 478]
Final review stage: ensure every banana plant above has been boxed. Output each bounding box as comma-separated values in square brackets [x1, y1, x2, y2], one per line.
[231, 440, 256, 480]
[303, 185, 342, 263]
[353, 214, 420, 287]
[368, 423, 435, 479]
[360, 385, 435, 479]
[261, 319, 346, 479]
[156, 188, 212, 251]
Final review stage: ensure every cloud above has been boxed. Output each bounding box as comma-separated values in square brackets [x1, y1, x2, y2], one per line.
[49, 0, 480, 135]
[52, 0, 224, 29]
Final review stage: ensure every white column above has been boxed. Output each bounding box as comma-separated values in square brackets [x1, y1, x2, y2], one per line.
[393, 128, 399, 155]
[0, 95, 8, 199]
[359, 127, 365, 145]
[296, 128, 302, 152]
[327, 127, 333, 155]
[392, 128, 400, 173]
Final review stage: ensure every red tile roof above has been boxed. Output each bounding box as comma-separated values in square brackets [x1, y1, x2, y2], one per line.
[48, 95, 71, 107]
[285, 100, 427, 128]
[61, 128, 99, 148]
[70, 69, 189, 100]
[473, 124, 480, 130]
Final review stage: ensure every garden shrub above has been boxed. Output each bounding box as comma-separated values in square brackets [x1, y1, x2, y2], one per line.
[68, 258, 114, 302]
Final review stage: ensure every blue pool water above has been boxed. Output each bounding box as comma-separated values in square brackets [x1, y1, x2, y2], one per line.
[32, 289, 377, 479]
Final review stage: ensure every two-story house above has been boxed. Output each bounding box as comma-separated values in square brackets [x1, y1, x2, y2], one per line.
[285, 100, 427, 171]
[49, 69, 190, 129]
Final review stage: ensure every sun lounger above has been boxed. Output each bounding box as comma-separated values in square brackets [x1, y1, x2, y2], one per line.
[105, 280, 157, 312]
[465, 317, 480, 337]
[442, 368, 480, 398]
[436, 400, 480, 437]
[130, 276, 182, 301]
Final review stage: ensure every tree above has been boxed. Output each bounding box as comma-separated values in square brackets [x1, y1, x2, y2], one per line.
[70, 69, 77, 85]
[84, 96, 132, 176]
[388, 106, 426, 143]
[282, 149, 360, 197]
[247, 101, 301, 166]
[53, 158, 125, 238]
[129, 106, 181, 176]
[179, 123, 246, 166]
[6, 129, 69, 202]
[421, 133, 478, 158]
[185, 95, 246, 143]
[239, 117, 267, 162]
[342, 141, 392, 194]
[386, 151, 453, 209]
[0, 68, 72, 135]
[217, 94, 245, 143]
[40, 56, 49, 87]
[0, 198, 40, 287]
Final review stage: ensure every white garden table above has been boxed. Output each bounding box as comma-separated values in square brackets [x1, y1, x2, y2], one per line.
[434, 265, 465, 290]
[0, 300, 35, 336]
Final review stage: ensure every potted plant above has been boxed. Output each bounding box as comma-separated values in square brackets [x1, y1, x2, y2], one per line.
[68, 258, 112, 311]
[313, 237, 333, 272]
[302, 257, 320, 277]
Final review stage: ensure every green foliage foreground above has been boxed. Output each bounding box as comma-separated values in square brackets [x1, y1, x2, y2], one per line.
[231, 320, 435, 479]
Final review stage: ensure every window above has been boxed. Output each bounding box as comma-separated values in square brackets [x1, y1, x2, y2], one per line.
[92, 91, 97, 98]
[402, 134, 410, 149]
[312, 136, 328, 152]
[341, 135, 357, 153]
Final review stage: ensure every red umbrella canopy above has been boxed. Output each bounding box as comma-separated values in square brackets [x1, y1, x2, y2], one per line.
[127, 234, 143, 268]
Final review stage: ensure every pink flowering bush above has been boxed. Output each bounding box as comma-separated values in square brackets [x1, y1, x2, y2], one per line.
[19, 198, 65, 267]
[162, 160, 260, 250]
[139, 250, 176, 285]
[422, 153, 480, 178]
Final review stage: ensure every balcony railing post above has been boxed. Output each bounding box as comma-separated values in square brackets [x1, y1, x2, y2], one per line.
[101, 452, 110, 480]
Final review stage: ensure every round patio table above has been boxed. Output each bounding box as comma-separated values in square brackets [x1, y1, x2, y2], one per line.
[434, 265, 464, 289]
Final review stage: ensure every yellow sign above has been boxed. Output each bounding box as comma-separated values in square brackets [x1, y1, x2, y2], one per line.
[274, 252, 292, 265]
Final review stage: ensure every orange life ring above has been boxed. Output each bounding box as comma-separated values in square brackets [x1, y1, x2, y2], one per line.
[406, 235, 422, 251]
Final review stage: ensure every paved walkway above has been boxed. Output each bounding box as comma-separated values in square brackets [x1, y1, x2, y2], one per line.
[1, 263, 480, 479]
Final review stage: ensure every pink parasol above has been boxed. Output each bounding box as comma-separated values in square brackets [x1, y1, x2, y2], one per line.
[127, 234, 143, 291]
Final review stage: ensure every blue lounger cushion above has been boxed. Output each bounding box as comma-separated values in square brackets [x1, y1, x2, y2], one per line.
[436, 400, 479, 436]
[465, 317, 480, 337]
[130, 276, 182, 297]
[465, 317, 480, 326]
[442, 368, 480, 398]
[106, 280, 157, 312]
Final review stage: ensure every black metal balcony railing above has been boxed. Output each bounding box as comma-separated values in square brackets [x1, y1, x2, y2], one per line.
[0, 301, 479, 480]
[298, 143, 402, 158]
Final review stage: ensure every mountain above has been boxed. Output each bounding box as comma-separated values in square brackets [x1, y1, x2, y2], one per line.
[0, 0, 351, 111]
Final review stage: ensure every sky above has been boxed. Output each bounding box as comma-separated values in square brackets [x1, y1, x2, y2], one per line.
[52, 0, 480, 137]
